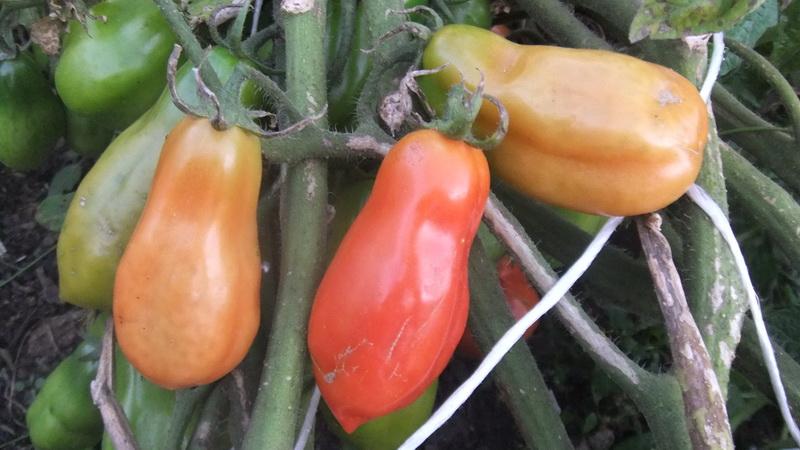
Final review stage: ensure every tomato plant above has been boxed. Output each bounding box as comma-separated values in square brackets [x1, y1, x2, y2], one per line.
[113, 116, 262, 389]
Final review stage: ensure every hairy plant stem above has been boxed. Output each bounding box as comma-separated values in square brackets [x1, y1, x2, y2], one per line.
[187, 384, 227, 450]
[514, 0, 609, 49]
[242, 1, 329, 449]
[670, 118, 746, 398]
[721, 143, 800, 269]
[467, 241, 573, 450]
[483, 194, 691, 450]
[712, 85, 800, 197]
[153, 0, 223, 94]
[724, 37, 800, 142]
[637, 215, 733, 449]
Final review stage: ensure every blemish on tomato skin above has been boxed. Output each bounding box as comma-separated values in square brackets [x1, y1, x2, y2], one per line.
[657, 88, 682, 106]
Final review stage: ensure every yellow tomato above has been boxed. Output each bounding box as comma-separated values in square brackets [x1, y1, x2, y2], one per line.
[422, 24, 708, 216]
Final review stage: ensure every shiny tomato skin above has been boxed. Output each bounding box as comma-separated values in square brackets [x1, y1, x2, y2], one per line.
[458, 255, 541, 359]
[308, 129, 490, 432]
[422, 24, 708, 216]
[113, 117, 261, 390]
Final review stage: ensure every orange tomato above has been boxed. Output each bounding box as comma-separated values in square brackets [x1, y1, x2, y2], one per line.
[308, 129, 489, 432]
[422, 24, 708, 216]
[113, 116, 262, 389]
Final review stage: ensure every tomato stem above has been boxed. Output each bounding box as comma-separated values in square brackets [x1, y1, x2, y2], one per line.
[721, 143, 800, 277]
[483, 194, 693, 449]
[713, 84, 800, 197]
[724, 37, 800, 142]
[466, 241, 572, 449]
[241, 1, 329, 448]
[515, 0, 610, 50]
[153, 0, 224, 94]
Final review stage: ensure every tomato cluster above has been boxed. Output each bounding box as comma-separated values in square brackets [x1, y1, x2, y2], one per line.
[12, 1, 710, 448]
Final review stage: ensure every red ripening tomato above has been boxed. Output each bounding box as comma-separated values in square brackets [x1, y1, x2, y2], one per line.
[114, 117, 262, 389]
[459, 255, 541, 359]
[308, 129, 490, 432]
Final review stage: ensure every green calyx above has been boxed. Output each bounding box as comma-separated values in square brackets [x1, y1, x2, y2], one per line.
[424, 72, 508, 150]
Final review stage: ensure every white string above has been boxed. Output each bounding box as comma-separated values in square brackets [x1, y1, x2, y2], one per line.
[694, 31, 800, 445]
[398, 216, 624, 449]
[700, 32, 725, 102]
[687, 185, 800, 445]
[251, 0, 264, 36]
[293, 386, 321, 450]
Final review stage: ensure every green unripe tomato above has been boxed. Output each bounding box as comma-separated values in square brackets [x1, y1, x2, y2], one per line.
[55, 0, 176, 131]
[26, 314, 107, 450]
[437, 0, 492, 28]
[0, 54, 65, 171]
[66, 111, 116, 157]
[57, 47, 260, 310]
[326, 380, 438, 450]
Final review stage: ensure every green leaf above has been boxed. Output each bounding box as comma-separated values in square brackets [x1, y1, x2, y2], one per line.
[35, 192, 74, 232]
[47, 163, 81, 195]
[629, 0, 766, 43]
[720, 0, 779, 75]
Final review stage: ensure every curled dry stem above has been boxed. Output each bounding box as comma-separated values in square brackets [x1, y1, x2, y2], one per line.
[469, 94, 509, 150]
[167, 44, 195, 115]
[379, 65, 438, 134]
[255, 105, 328, 139]
[90, 320, 139, 450]
[636, 214, 733, 450]
[192, 67, 226, 130]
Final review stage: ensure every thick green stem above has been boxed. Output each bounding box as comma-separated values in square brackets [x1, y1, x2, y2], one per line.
[153, 0, 223, 94]
[721, 143, 800, 269]
[514, 0, 609, 49]
[718, 126, 790, 137]
[483, 195, 692, 450]
[187, 384, 227, 450]
[242, 1, 329, 449]
[265, 129, 390, 162]
[164, 386, 213, 450]
[672, 117, 746, 398]
[467, 241, 573, 450]
[724, 37, 800, 142]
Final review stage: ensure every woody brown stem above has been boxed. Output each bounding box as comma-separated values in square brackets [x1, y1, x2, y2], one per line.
[90, 320, 139, 450]
[636, 214, 733, 450]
